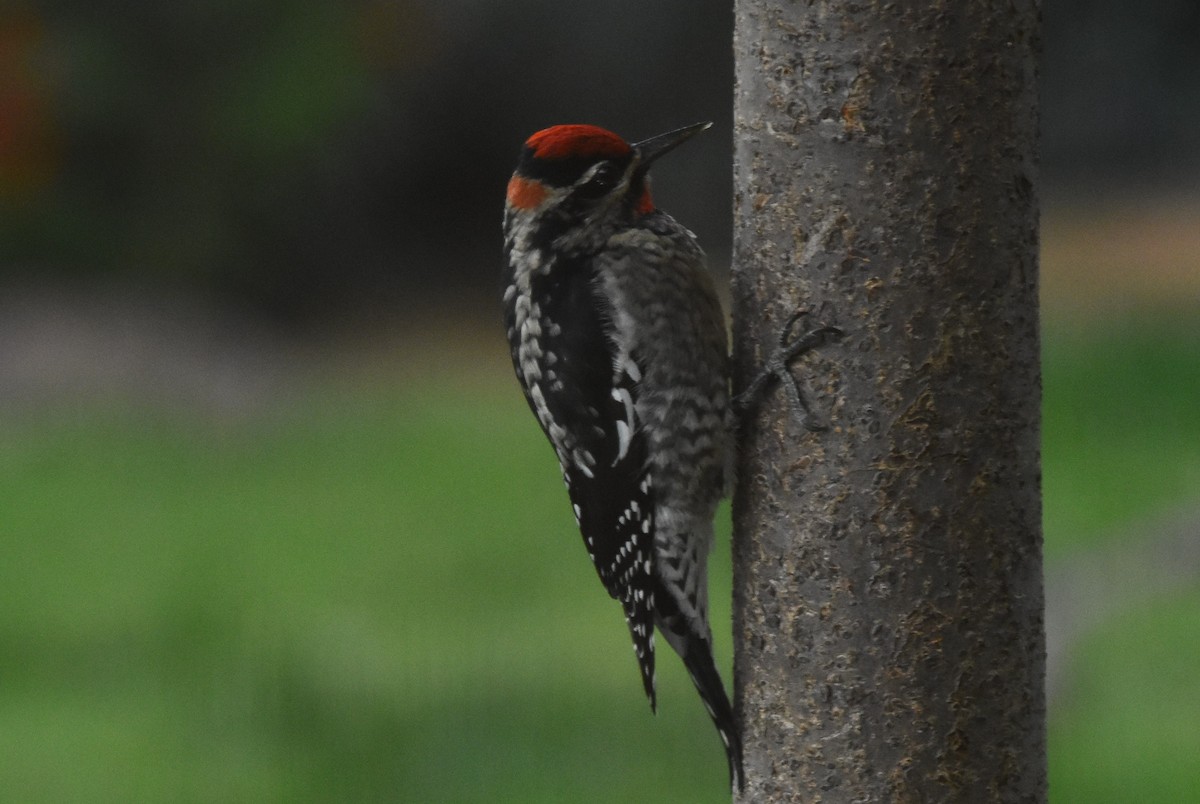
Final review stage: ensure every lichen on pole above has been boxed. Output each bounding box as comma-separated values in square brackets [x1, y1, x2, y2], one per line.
[730, 2, 1046, 801]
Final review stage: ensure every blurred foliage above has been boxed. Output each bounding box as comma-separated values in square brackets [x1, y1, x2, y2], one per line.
[2, 0, 1197, 319]
[2, 0, 733, 320]
[4, 1, 400, 314]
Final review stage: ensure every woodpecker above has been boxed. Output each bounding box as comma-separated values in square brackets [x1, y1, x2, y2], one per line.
[502, 122, 835, 792]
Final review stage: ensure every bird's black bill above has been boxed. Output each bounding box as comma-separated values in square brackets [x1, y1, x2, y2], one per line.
[632, 122, 712, 168]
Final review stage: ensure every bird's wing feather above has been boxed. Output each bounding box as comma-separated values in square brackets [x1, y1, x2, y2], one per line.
[521, 261, 658, 707]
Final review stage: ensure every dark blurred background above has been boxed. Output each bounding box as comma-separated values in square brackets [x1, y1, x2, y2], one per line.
[6, 0, 1195, 321]
[2, 0, 738, 324]
[2, 1, 1198, 802]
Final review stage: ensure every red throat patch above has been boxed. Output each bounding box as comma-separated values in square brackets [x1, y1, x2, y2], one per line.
[526, 125, 631, 161]
[507, 176, 547, 210]
[635, 186, 655, 215]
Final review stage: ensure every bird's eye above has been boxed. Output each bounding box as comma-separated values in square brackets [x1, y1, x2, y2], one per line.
[576, 162, 620, 198]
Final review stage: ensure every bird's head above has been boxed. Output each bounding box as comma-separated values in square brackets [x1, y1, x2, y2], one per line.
[504, 122, 710, 251]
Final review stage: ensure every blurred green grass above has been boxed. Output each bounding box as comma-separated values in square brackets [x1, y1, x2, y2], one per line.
[1043, 317, 1200, 555]
[0, 383, 737, 802]
[1, 314, 1197, 802]
[1048, 585, 1200, 803]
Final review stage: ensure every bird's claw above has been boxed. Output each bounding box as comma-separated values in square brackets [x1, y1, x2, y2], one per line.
[734, 308, 843, 430]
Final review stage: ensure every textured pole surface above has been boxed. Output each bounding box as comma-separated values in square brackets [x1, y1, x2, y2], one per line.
[731, 2, 1045, 801]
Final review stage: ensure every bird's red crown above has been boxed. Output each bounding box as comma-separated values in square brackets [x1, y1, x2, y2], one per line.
[510, 124, 656, 214]
[525, 125, 631, 161]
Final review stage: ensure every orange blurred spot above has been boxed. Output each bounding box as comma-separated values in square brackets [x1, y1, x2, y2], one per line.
[0, 7, 59, 197]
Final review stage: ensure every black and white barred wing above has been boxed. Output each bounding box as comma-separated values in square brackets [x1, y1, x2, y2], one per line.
[561, 358, 658, 710]
[503, 264, 659, 709]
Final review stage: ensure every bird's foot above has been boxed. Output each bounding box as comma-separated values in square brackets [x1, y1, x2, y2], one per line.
[733, 309, 843, 431]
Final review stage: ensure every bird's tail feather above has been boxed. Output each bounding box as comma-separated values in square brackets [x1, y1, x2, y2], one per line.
[681, 634, 744, 793]
[656, 591, 744, 793]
